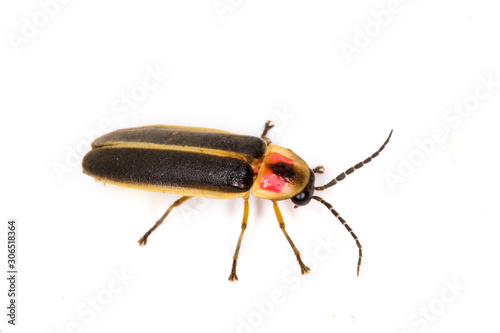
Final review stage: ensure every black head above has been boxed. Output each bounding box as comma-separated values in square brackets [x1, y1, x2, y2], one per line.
[291, 169, 315, 206]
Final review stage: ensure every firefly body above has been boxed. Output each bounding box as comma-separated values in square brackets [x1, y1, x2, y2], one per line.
[82, 122, 392, 281]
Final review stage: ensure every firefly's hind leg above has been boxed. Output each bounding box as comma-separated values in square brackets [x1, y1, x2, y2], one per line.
[138, 196, 192, 246]
[260, 120, 274, 145]
[228, 194, 250, 282]
[272, 201, 311, 275]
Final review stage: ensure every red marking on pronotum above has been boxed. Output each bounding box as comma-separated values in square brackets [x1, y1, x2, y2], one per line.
[259, 153, 296, 193]
[267, 152, 294, 165]
[259, 168, 286, 193]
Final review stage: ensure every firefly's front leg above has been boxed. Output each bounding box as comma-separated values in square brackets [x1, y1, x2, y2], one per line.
[273, 201, 311, 275]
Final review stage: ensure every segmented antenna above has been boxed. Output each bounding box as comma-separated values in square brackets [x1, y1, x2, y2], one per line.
[312, 196, 362, 276]
[315, 130, 393, 191]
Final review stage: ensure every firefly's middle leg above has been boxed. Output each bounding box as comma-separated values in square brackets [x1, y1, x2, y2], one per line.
[228, 194, 250, 282]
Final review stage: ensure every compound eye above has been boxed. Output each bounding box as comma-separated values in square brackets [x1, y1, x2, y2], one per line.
[291, 191, 310, 206]
[290, 169, 315, 206]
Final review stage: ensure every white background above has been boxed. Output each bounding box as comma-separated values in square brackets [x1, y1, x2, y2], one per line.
[1, 1, 499, 332]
